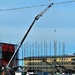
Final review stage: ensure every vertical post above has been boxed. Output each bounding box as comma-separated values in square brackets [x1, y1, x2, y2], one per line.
[41, 42, 42, 71]
[62, 42, 65, 72]
[50, 42, 51, 56]
[59, 42, 60, 56]
[46, 43, 48, 71]
[46, 43, 47, 57]
[30, 43, 31, 70]
[32, 43, 34, 70]
[24, 43, 26, 71]
[35, 41, 37, 71]
[27, 42, 28, 71]
[22, 44, 23, 66]
[41, 42, 42, 57]
[44, 41, 46, 71]
[54, 40, 57, 73]
[38, 43, 39, 70]
[44, 41, 46, 57]
[62, 42, 65, 55]
[50, 42, 52, 72]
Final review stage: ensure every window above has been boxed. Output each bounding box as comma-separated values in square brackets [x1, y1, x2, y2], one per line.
[66, 58, 68, 60]
[71, 62, 75, 65]
[73, 67, 75, 69]
[71, 58, 75, 61]
[60, 58, 61, 60]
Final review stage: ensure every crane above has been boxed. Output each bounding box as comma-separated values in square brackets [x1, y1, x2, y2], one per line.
[1, 3, 53, 75]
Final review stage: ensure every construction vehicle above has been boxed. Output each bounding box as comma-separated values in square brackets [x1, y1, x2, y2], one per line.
[1, 3, 53, 75]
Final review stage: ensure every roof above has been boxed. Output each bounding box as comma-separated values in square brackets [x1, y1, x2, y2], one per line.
[24, 55, 75, 59]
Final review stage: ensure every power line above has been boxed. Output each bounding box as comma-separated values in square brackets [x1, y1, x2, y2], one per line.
[54, 0, 75, 5]
[0, 0, 75, 11]
[0, 4, 50, 11]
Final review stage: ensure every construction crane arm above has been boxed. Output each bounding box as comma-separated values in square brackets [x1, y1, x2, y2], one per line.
[6, 3, 53, 69]
[0, 3, 54, 75]
[35, 3, 53, 20]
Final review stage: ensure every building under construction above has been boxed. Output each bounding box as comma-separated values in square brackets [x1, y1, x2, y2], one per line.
[24, 55, 75, 73]
[16, 41, 74, 73]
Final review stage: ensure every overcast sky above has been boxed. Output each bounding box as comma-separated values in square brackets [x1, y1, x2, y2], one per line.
[0, 0, 75, 56]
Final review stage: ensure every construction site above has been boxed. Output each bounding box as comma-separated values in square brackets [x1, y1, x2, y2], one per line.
[0, 0, 75, 75]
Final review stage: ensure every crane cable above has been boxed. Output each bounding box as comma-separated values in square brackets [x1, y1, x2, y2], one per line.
[0, 0, 75, 11]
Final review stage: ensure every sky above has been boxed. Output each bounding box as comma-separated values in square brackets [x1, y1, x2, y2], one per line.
[0, 0, 75, 59]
